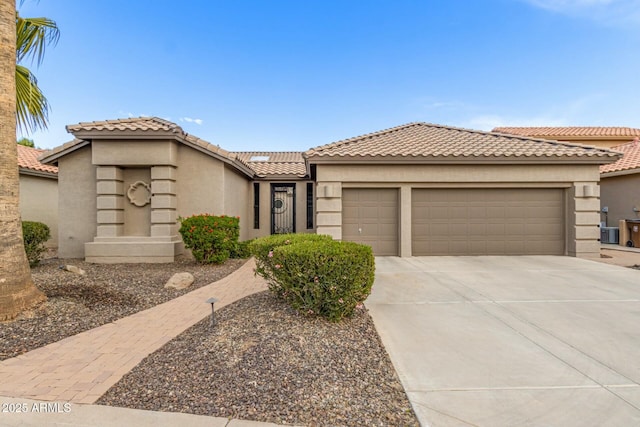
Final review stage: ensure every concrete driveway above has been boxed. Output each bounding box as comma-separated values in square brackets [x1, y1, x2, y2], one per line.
[365, 256, 640, 427]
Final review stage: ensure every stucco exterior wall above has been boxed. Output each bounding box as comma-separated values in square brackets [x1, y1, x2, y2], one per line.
[600, 174, 640, 227]
[92, 139, 178, 166]
[314, 163, 602, 258]
[175, 145, 225, 218]
[19, 173, 58, 248]
[57, 146, 97, 258]
[247, 180, 315, 240]
[223, 165, 252, 241]
[122, 168, 151, 236]
[315, 163, 600, 183]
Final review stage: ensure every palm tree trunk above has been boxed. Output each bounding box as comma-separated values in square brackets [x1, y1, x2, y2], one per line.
[0, 0, 45, 321]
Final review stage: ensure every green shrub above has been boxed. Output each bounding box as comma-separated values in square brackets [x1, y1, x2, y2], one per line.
[230, 239, 252, 259]
[178, 214, 239, 264]
[22, 221, 51, 267]
[249, 233, 333, 294]
[269, 239, 375, 322]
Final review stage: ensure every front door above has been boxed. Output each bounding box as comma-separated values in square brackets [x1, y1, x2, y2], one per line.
[271, 184, 296, 234]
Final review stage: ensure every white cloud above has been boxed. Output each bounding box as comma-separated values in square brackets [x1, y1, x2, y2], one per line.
[456, 94, 606, 131]
[180, 117, 204, 125]
[463, 114, 567, 132]
[520, 0, 640, 25]
[524, 0, 614, 11]
[117, 110, 149, 118]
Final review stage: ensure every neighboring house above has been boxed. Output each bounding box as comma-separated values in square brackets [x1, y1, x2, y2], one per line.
[492, 127, 640, 149]
[40, 117, 619, 262]
[17, 144, 59, 248]
[599, 139, 640, 229]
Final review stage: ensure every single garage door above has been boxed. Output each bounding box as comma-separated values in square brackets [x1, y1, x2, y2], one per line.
[343, 188, 398, 256]
[412, 188, 565, 255]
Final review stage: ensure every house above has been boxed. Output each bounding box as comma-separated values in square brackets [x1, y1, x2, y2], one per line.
[491, 127, 640, 149]
[492, 126, 640, 244]
[39, 117, 620, 262]
[599, 139, 640, 234]
[17, 144, 58, 247]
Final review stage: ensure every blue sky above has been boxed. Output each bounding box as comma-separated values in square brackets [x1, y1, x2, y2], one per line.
[17, 0, 640, 151]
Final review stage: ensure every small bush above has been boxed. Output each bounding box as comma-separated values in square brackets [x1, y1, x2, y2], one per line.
[178, 214, 239, 264]
[269, 239, 375, 322]
[22, 221, 51, 267]
[250, 233, 333, 294]
[230, 239, 252, 259]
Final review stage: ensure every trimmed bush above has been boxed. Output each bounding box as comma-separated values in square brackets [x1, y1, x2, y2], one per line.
[22, 221, 51, 267]
[230, 239, 252, 259]
[265, 239, 375, 322]
[250, 233, 333, 295]
[178, 214, 239, 264]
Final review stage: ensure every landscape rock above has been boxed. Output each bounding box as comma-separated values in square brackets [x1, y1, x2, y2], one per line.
[1, 258, 245, 361]
[164, 272, 195, 290]
[59, 265, 86, 276]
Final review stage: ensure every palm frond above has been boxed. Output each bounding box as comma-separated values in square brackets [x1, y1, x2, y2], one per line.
[16, 13, 59, 66]
[16, 64, 49, 133]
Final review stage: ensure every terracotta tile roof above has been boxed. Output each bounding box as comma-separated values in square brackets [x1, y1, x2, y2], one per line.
[492, 126, 640, 138]
[600, 139, 640, 174]
[306, 123, 619, 161]
[38, 139, 88, 163]
[17, 144, 58, 175]
[41, 117, 260, 177]
[234, 152, 307, 177]
[66, 116, 183, 134]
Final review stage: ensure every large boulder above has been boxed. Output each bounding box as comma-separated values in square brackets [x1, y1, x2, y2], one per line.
[164, 272, 195, 290]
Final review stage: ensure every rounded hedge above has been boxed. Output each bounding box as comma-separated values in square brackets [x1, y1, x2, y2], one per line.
[178, 214, 240, 264]
[269, 239, 375, 322]
[249, 233, 334, 292]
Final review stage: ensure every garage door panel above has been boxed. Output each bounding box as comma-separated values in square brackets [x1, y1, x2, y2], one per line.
[469, 224, 488, 236]
[343, 188, 398, 256]
[412, 189, 564, 255]
[429, 206, 449, 218]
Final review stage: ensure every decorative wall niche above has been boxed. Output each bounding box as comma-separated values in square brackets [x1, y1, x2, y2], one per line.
[127, 181, 152, 207]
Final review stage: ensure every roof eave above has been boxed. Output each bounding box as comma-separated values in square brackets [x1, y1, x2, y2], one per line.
[177, 136, 255, 178]
[18, 168, 58, 179]
[68, 129, 180, 140]
[39, 140, 91, 165]
[253, 173, 309, 180]
[305, 154, 621, 165]
[601, 167, 640, 178]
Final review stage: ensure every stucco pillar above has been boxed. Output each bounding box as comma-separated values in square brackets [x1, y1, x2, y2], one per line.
[569, 183, 601, 258]
[95, 166, 124, 237]
[150, 166, 178, 238]
[399, 186, 412, 257]
[315, 182, 342, 240]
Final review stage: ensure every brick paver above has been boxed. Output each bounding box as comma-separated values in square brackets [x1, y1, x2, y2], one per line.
[0, 258, 267, 404]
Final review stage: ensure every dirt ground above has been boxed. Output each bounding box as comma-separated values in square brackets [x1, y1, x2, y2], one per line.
[596, 245, 640, 268]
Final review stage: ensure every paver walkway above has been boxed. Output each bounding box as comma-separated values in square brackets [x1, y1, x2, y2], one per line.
[0, 258, 267, 404]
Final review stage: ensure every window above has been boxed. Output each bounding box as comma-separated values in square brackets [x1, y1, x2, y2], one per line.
[306, 182, 314, 229]
[253, 183, 260, 229]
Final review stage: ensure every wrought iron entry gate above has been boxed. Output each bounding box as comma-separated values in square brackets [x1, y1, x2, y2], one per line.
[271, 184, 296, 234]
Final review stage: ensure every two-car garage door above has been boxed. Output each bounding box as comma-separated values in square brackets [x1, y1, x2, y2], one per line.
[412, 188, 565, 255]
[342, 188, 565, 256]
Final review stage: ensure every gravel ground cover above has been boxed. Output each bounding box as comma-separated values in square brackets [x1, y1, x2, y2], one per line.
[98, 291, 419, 426]
[0, 254, 247, 360]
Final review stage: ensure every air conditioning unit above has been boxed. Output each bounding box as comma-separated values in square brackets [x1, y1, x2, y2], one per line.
[600, 227, 619, 244]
